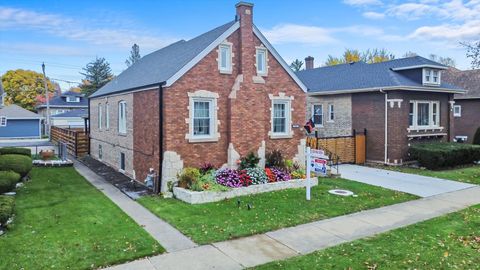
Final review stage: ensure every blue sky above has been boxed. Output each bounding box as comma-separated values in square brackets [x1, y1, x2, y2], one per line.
[1, 0, 479, 90]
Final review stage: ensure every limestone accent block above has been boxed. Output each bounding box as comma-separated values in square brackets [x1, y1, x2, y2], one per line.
[227, 143, 240, 169]
[161, 151, 184, 192]
[228, 74, 244, 99]
[257, 140, 266, 168]
[293, 138, 306, 168]
[173, 178, 318, 204]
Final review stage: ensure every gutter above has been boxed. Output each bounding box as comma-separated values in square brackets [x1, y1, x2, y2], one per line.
[380, 89, 388, 164]
[156, 81, 166, 194]
[308, 86, 467, 96]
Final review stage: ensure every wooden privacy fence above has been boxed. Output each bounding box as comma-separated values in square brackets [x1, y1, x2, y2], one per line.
[306, 129, 367, 164]
[50, 126, 89, 157]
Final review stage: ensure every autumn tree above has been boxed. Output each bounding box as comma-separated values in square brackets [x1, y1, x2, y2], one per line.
[79, 57, 113, 96]
[1, 69, 56, 111]
[125, 44, 141, 67]
[290, 59, 304, 72]
[324, 48, 394, 66]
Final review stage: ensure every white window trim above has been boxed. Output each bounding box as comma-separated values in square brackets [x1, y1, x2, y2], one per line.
[408, 100, 441, 130]
[453, 105, 462, 117]
[0, 116, 7, 127]
[186, 90, 220, 143]
[422, 68, 441, 85]
[328, 104, 334, 122]
[118, 101, 127, 135]
[255, 46, 268, 76]
[217, 42, 233, 74]
[98, 104, 103, 130]
[105, 103, 110, 129]
[311, 104, 324, 127]
[66, 96, 80, 102]
[269, 92, 294, 139]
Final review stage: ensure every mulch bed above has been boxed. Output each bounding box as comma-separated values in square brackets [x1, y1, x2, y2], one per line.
[78, 156, 152, 200]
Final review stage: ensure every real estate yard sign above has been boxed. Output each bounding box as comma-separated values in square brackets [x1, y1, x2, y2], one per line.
[305, 147, 329, 201]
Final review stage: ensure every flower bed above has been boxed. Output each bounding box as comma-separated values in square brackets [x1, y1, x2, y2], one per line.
[173, 177, 318, 204]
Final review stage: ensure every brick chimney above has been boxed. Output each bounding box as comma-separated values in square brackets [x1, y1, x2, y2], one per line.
[236, 2, 254, 76]
[305, 56, 314, 70]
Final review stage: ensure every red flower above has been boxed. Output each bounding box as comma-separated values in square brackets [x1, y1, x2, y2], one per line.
[239, 170, 252, 186]
[265, 168, 276, 182]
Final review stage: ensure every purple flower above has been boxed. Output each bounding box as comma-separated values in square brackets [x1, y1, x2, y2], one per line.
[215, 168, 242, 188]
[270, 167, 291, 181]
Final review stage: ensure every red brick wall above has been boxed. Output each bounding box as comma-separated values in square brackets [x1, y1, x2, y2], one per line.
[162, 29, 305, 168]
[454, 99, 480, 143]
[133, 90, 160, 182]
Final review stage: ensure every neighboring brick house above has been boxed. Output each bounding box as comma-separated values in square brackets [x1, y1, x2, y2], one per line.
[296, 56, 465, 165]
[443, 68, 480, 143]
[88, 2, 307, 191]
[37, 91, 88, 116]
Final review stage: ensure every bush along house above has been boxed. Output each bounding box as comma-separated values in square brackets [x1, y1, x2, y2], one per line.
[88, 2, 307, 192]
[442, 68, 480, 143]
[296, 56, 465, 165]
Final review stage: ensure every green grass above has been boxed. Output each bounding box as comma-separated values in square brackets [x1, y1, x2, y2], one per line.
[253, 204, 480, 270]
[139, 178, 417, 244]
[377, 165, 480, 185]
[0, 167, 164, 270]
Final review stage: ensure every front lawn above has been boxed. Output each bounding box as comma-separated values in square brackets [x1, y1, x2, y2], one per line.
[378, 165, 480, 185]
[0, 167, 164, 270]
[253, 204, 480, 270]
[139, 178, 417, 244]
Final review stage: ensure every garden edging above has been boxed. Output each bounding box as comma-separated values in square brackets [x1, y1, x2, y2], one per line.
[173, 178, 318, 204]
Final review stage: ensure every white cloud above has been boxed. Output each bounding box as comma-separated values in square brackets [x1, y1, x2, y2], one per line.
[262, 24, 337, 45]
[0, 7, 177, 50]
[409, 20, 480, 41]
[362, 11, 386, 19]
[343, 0, 382, 6]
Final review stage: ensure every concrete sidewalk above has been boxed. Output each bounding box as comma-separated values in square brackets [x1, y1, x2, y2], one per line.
[104, 186, 480, 270]
[339, 164, 475, 197]
[73, 160, 197, 252]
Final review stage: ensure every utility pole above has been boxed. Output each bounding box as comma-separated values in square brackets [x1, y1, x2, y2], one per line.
[42, 62, 50, 137]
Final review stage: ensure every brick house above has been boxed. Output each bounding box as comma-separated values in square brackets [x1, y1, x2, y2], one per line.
[88, 2, 307, 191]
[296, 56, 465, 165]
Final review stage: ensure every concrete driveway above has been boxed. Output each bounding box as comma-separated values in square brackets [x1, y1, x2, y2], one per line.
[339, 164, 476, 197]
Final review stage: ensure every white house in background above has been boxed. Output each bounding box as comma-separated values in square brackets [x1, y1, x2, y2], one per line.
[51, 109, 88, 128]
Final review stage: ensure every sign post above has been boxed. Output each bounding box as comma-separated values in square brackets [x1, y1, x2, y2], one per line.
[305, 147, 330, 201]
[306, 147, 311, 201]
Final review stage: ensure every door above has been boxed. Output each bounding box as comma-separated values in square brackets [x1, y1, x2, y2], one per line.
[355, 134, 366, 164]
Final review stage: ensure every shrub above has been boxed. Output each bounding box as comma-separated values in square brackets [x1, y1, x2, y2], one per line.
[0, 154, 33, 177]
[0, 147, 31, 157]
[245, 167, 268, 185]
[238, 152, 260, 170]
[266, 150, 285, 168]
[409, 142, 480, 170]
[215, 168, 241, 188]
[0, 171, 21, 194]
[177, 167, 201, 189]
[270, 167, 291, 182]
[199, 163, 216, 174]
[0, 195, 15, 225]
[473, 127, 480, 145]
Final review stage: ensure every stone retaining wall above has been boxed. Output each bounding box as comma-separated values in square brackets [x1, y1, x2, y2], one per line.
[173, 178, 318, 204]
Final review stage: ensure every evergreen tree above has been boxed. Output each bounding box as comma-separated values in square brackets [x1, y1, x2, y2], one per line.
[79, 57, 113, 96]
[125, 44, 141, 67]
[290, 59, 304, 72]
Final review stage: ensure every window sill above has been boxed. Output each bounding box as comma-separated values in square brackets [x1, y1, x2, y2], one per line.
[118, 133, 127, 137]
[188, 137, 219, 143]
[269, 134, 293, 140]
[219, 69, 232, 75]
[408, 126, 443, 132]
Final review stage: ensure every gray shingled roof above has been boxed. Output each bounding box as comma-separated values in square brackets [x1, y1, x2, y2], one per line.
[90, 21, 236, 98]
[37, 92, 88, 108]
[296, 56, 462, 93]
[51, 109, 88, 118]
[0, 104, 43, 118]
[443, 68, 480, 99]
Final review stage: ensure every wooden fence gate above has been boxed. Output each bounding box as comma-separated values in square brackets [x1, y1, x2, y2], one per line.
[306, 129, 367, 164]
[50, 126, 89, 157]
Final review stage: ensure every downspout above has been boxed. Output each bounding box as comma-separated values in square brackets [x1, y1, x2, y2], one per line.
[380, 89, 388, 164]
[156, 82, 166, 194]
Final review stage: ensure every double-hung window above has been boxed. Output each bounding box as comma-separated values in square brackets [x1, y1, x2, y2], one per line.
[98, 104, 103, 129]
[312, 105, 323, 126]
[409, 101, 440, 129]
[192, 99, 212, 137]
[105, 103, 110, 129]
[423, 69, 441, 85]
[218, 44, 232, 73]
[272, 101, 288, 134]
[328, 104, 334, 122]
[118, 101, 127, 134]
[453, 105, 461, 117]
[256, 48, 267, 75]
[0, 116, 6, 127]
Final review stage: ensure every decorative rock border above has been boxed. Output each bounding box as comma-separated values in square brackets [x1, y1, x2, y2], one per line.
[33, 159, 74, 167]
[173, 178, 319, 204]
